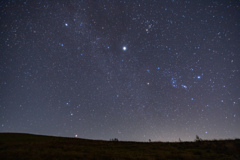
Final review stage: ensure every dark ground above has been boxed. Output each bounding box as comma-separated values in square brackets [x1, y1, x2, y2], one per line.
[0, 133, 240, 160]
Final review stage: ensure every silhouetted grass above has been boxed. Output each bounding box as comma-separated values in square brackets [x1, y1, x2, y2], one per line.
[0, 133, 240, 160]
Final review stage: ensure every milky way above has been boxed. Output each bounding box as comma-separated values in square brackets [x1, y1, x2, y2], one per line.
[0, 1, 240, 141]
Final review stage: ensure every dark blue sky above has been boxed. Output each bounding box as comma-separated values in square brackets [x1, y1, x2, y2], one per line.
[1, 0, 240, 141]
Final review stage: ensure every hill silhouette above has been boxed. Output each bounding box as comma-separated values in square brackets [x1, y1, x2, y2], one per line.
[0, 133, 239, 160]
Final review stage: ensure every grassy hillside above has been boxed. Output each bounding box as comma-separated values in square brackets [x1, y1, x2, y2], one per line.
[0, 133, 239, 160]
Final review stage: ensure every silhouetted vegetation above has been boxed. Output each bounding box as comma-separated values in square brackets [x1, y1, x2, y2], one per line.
[195, 135, 202, 142]
[110, 138, 119, 141]
[0, 133, 240, 160]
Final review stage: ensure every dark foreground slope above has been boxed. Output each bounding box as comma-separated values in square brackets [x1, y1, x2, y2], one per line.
[0, 133, 240, 160]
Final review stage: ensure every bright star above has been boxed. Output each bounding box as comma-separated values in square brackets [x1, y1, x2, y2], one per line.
[181, 84, 187, 89]
[65, 23, 68, 26]
[123, 46, 127, 51]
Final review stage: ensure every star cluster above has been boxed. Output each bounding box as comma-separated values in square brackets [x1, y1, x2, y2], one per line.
[0, 0, 240, 141]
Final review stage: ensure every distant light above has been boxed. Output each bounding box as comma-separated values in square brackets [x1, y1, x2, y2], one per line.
[61, 44, 64, 47]
[197, 76, 201, 79]
[157, 67, 160, 70]
[147, 82, 150, 85]
[205, 131, 208, 134]
[75, 134, 78, 138]
[191, 98, 194, 101]
[66, 102, 69, 105]
[65, 23, 68, 26]
[123, 46, 127, 51]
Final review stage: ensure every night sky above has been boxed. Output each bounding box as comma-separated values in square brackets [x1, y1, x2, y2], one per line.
[1, 1, 240, 142]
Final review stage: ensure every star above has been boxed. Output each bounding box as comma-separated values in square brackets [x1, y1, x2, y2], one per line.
[123, 46, 127, 51]
[181, 84, 187, 89]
